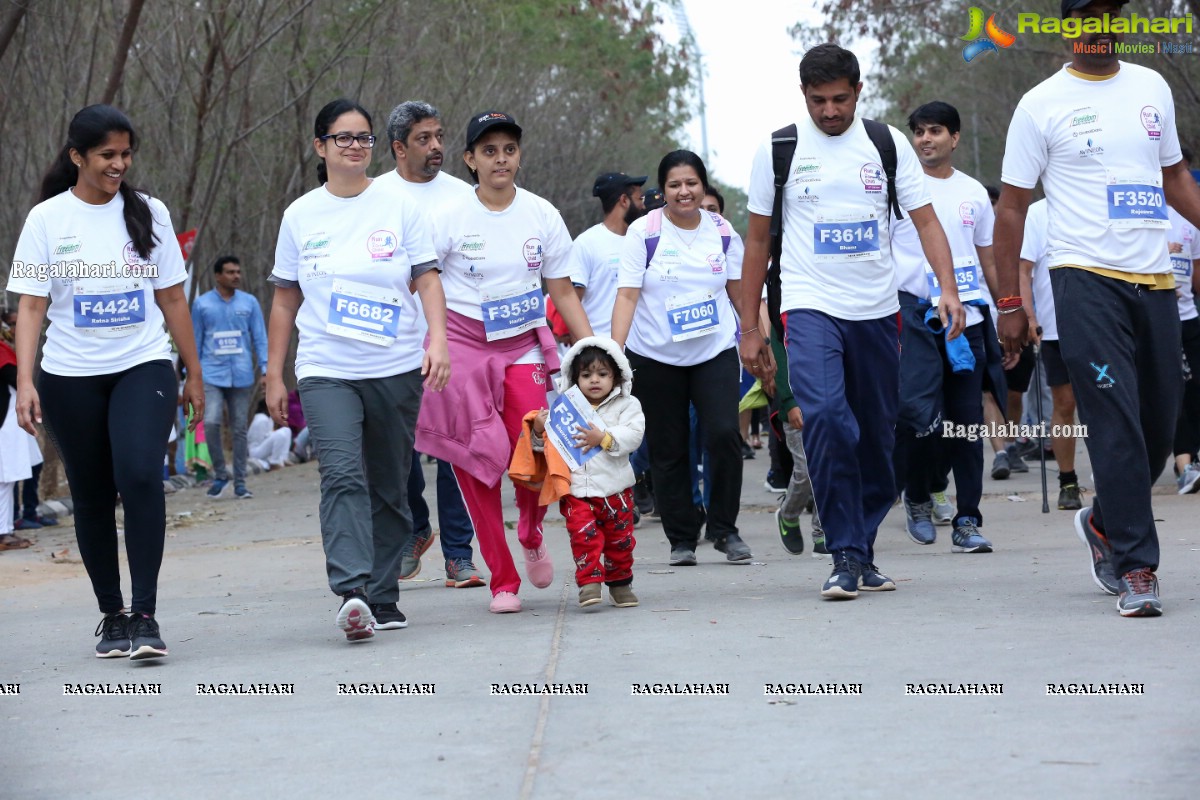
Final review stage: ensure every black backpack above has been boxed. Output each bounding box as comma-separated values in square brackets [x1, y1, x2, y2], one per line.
[765, 118, 901, 337]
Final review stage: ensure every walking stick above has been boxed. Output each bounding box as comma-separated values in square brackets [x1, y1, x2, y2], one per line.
[1032, 328, 1049, 513]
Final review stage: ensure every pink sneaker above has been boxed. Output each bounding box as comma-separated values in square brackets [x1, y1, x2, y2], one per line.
[523, 545, 554, 588]
[489, 591, 522, 614]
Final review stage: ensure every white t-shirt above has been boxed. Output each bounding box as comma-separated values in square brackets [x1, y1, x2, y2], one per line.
[618, 211, 741, 366]
[271, 179, 437, 381]
[747, 117, 931, 320]
[434, 188, 573, 319]
[374, 168, 473, 211]
[569, 223, 625, 337]
[892, 169, 994, 327]
[1001, 62, 1182, 274]
[1168, 206, 1198, 321]
[7, 190, 187, 376]
[1021, 200, 1058, 341]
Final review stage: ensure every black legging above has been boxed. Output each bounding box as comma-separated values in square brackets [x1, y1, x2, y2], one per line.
[40, 360, 176, 614]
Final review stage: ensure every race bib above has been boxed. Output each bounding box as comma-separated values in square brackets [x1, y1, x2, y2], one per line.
[211, 330, 244, 356]
[1171, 254, 1192, 278]
[666, 290, 719, 342]
[544, 386, 605, 472]
[480, 281, 544, 342]
[1106, 174, 1169, 229]
[326, 279, 403, 347]
[813, 211, 881, 262]
[73, 280, 145, 338]
[925, 256, 982, 306]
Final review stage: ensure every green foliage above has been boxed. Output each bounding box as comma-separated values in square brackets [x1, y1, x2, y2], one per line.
[791, 0, 1200, 187]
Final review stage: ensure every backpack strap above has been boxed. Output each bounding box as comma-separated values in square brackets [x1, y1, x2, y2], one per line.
[644, 207, 664, 268]
[863, 118, 904, 221]
[766, 124, 798, 339]
[708, 211, 732, 255]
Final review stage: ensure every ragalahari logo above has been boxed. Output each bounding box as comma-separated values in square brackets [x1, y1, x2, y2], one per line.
[961, 7, 1016, 62]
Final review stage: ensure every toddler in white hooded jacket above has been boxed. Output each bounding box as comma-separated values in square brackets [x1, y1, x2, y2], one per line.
[532, 337, 645, 608]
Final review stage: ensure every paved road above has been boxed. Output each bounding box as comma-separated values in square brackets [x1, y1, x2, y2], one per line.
[1, 444, 1196, 798]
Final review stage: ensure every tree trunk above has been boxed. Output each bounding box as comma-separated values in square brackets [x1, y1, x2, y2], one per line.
[101, 0, 146, 104]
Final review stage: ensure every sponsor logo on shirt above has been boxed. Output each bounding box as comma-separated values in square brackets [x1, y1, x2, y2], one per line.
[367, 230, 397, 260]
[523, 238, 544, 270]
[1071, 113, 1099, 126]
[959, 203, 976, 227]
[303, 235, 330, 251]
[792, 160, 822, 184]
[860, 163, 884, 193]
[459, 240, 485, 252]
[794, 185, 820, 204]
[1077, 137, 1104, 158]
[54, 239, 82, 255]
[1141, 106, 1163, 139]
[462, 263, 484, 281]
[122, 240, 152, 267]
[708, 253, 725, 273]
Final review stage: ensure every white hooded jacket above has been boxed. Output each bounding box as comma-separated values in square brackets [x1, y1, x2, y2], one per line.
[535, 336, 645, 498]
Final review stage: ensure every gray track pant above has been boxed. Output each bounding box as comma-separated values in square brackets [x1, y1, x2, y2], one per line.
[299, 370, 422, 603]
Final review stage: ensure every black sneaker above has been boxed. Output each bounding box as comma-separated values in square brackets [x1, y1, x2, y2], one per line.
[1073, 507, 1118, 595]
[1116, 568, 1163, 617]
[1005, 443, 1029, 474]
[336, 590, 375, 642]
[369, 602, 408, 630]
[821, 554, 861, 600]
[94, 612, 131, 658]
[741, 440, 756, 460]
[713, 532, 753, 562]
[668, 546, 697, 566]
[634, 478, 655, 515]
[128, 613, 168, 660]
[1057, 483, 1084, 510]
[859, 563, 896, 592]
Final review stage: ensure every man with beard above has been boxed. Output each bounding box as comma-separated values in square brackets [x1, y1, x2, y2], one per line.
[570, 173, 648, 337]
[994, 0, 1200, 616]
[378, 101, 486, 590]
[739, 43, 963, 600]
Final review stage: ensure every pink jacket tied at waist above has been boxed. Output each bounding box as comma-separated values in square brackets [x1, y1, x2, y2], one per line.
[415, 310, 560, 487]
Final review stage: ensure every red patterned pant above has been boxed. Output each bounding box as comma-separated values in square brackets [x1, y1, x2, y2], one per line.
[560, 489, 636, 586]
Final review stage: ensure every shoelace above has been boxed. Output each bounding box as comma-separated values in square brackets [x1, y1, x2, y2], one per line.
[910, 501, 934, 520]
[955, 519, 981, 539]
[95, 613, 126, 639]
[128, 614, 159, 640]
[1124, 568, 1156, 594]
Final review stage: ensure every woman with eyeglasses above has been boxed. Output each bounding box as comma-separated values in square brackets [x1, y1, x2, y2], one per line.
[415, 110, 593, 614]
[265, 98, 450, 642]
[611, 150, 750, 567]
[7, 104, 203, 661]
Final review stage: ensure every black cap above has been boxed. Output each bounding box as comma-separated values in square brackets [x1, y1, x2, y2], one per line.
[643, 187, 665, 211]
[592, 172, 648, 199]
[1062, 0, 1127, 16]
[465, 111, 522, 150]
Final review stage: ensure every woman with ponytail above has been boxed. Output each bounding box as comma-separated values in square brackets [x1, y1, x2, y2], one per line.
[265, 99, 450, 643]
[6, 104, 203, 661]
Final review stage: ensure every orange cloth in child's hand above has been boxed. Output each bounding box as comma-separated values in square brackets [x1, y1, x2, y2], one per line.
[508, 410, 573, 506]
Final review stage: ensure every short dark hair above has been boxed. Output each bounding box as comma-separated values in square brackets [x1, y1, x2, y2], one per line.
[657, 150, 709, 193]
[600, 185, 637, 215]
[570, 345, 620, 387]
[985, 185, 1001, 203]
[907, 101, 961, 135]
[799, 43, 860, 88]
[213, 255, 240, 274]
[703, 187, 725, 214]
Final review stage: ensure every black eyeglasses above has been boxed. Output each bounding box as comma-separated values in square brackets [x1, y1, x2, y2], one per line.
[319, 133, 377, 148]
